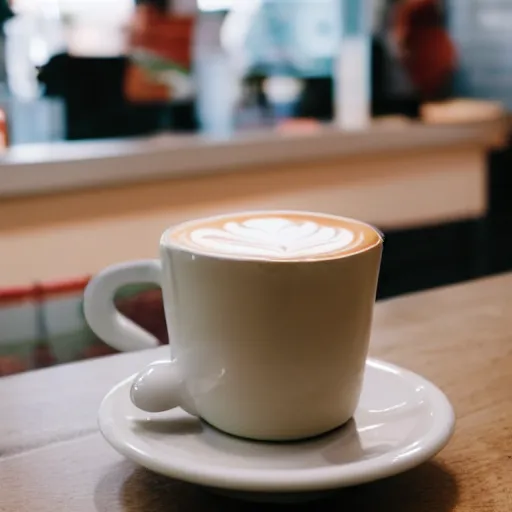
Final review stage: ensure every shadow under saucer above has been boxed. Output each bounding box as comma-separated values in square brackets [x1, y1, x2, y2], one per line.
[93, 459, 458, 510]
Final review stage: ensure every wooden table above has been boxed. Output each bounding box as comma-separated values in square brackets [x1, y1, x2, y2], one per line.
[1, 274, 511, 511]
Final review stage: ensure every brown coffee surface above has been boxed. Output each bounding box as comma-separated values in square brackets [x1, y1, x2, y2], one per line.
[165, 211, 381, 261]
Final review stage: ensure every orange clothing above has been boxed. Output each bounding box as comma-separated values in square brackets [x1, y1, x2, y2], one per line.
[125, 5, 194, 103]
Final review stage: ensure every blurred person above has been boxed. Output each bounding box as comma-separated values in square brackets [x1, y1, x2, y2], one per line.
[392, 0, 457, 101]
[372, 0, 420, 118]
[38, 0, 197, 141]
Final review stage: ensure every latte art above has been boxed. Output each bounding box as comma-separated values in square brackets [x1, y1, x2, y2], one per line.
[190, 218, 356, 259]
[167, 211, 381, 261]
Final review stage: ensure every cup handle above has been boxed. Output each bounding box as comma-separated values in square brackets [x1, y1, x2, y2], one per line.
[130, 360, 198, 415]
[84, 260, 162, 352]
[84, 261, 198, 415]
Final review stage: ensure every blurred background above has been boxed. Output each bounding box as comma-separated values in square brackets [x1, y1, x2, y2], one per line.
[1, 0, 512, 375]
[0, 0, 509, 141]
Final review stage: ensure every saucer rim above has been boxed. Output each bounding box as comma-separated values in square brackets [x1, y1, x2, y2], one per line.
[98, 358, 455, 493]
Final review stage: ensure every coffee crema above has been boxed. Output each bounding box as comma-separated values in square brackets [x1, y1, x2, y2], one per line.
[166, 211, 381, 261]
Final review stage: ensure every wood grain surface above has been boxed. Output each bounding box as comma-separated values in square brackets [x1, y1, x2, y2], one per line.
[0, 274, 511, 511]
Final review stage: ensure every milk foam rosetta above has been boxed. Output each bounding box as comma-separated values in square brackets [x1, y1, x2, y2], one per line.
[168, 212, 381, 261]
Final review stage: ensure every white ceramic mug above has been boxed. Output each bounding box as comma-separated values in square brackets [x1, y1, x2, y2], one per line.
[84, 211, 383, 441]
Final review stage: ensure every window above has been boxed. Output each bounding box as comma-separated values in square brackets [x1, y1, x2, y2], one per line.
[11, 0, 135, 22]
[198, 0, 233, 12]
[13, 0, 233, 16]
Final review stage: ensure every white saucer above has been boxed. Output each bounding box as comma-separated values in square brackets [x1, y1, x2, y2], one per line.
[98, 358, 454, 498]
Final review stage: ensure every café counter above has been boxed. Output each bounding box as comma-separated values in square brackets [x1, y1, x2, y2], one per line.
[0, 116, 507, 288]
